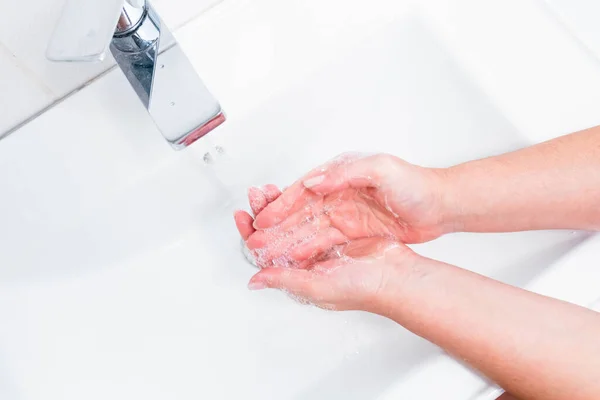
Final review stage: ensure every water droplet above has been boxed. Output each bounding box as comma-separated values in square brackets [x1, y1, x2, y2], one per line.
[160, 64, 165, 69]
[170, 101, 176, 107]
[203, 152, 213, 164]
[215, 145, 225, 154]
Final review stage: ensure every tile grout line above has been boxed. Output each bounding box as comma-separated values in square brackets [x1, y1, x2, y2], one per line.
[0, 36, 185, 141]
[0, 64, 119, 141]
[0, 41, 56, 98]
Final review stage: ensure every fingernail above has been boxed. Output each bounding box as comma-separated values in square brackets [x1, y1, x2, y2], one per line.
[303, 175, 325, 188]
[248, 281, 267, 291]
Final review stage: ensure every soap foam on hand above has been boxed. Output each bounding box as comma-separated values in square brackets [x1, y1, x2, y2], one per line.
[236, 152, 453, 313]
[237, 181, 410, 311]
[239, 153, 414, 273]
[242, 199, 402, 276]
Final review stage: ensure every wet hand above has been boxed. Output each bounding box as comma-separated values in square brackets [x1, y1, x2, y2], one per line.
[246, 237, 419, 312]
[239, 154, 449, 267]
[234, 184, 282, 243]
[257, 153, 448, 242]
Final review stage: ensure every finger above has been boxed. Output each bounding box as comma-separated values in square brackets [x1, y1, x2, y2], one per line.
[253, 154, 366, 229]
[253, 184, 324, 230]
[262, 184, 282, 203]
[246, 215, 327, 250]
[248, 187, 267, 216]
[234, 210, 255, 241]
[251, 184, 281, 216]
[253, 157, 347, 229]
[276, 196, 325, 232]
[289, 227, 347, 261]
[247, 184, 283, 221]
[303, 155, 388, 194]
[253, 181, 310, 229]
[248, 268, 323, 302]
[246, 217, 329, 262]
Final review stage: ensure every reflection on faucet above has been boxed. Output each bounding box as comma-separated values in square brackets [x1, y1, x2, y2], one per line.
[47, 0, 225, 149]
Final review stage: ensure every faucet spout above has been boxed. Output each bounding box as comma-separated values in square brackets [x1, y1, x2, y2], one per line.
[47, 0, 225, 149]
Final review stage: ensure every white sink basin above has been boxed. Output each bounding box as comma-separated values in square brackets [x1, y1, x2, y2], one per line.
[0, 1, 598, 399]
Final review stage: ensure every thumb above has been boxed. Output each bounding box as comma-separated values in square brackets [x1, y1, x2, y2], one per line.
[302, 155, 388, 194]
[248, 268, 320, 299]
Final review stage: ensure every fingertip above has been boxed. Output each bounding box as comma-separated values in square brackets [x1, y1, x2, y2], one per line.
[248, 280, 268, 291]
[248, 186, 267, 216]
[234, 209, 252, 219]
[233, 210, 255, 241]
[262, 184, 282, 202]
[248, 269, 270, 290]
[248, 268, 278, 289]
[248, 186, 261, 197]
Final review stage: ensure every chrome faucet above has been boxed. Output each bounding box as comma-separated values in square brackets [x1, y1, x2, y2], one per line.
[47, 0, 225, 150]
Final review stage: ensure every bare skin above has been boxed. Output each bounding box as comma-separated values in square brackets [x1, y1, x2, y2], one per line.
[499, 394, 520, 400]
[235, 154, 448, 268]
[443, 125, 600, 233]
[234, 126, 600, 400]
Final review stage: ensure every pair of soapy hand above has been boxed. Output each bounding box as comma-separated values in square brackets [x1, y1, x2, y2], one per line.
[234, 153, 447, 312]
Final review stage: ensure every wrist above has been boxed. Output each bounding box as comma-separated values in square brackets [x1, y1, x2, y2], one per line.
[432, 166, 466, 235]
[370, 247, 438, 318]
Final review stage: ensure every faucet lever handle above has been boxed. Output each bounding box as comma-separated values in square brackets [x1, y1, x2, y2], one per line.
[46, 0, 126, 62]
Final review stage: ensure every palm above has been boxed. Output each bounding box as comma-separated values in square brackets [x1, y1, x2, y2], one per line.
[238, 154, 447, 268]
[313, 189, 405, 239]
[327, 183, 447, 244]
[363, 183, 446, 244]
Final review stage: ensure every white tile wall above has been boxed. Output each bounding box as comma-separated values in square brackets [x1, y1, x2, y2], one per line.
[0, 0, 222, 135]
[0, 42, 55, 132]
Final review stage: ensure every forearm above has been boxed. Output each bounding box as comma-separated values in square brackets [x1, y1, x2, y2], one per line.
[379, 257, 600, 400]
[442, 126, 600, 233]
